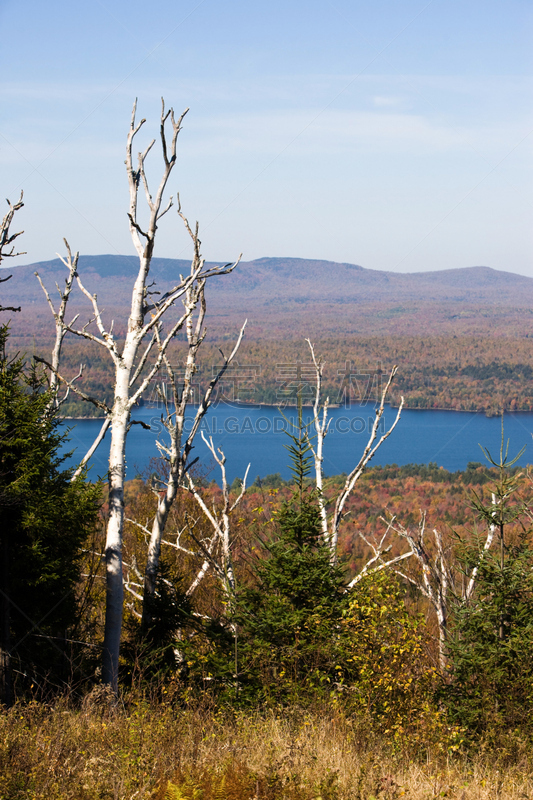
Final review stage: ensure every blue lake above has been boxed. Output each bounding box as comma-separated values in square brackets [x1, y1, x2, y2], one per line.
[60, 403, 533, 484]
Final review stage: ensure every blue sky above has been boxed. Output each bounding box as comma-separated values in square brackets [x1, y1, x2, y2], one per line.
[1, 0, 532, 274]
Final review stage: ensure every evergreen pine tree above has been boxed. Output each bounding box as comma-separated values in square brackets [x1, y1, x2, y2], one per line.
[0, 325, 101, 704]
[237, 402, 346, 702]
[446, 543, 533, 735]
[444, 431, 533, 735]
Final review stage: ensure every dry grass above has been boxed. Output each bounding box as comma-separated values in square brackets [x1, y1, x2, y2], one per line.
[1, 693, 532, 800]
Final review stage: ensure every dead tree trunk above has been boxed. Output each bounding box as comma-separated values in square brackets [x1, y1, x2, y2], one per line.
[35, 241, 78, 414]
[129, 435, 250, 621]
[139, 212, 244, 633]
[0, 192, 25, 314]
[185, 433, 250, 606]
[384, 508, 497, 673]
[306, 339, 404, 564]
[38, 101, 240, 692]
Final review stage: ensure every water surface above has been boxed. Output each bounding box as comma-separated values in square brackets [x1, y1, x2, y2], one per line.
[60, 404, 533, 484]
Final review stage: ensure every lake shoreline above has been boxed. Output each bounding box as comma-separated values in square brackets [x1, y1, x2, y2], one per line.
[60, 400, 511, 421]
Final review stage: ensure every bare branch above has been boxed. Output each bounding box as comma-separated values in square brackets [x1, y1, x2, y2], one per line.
[34, 356, 110, 414]
[127, 213, 150, 241]
[185, 559, 214, 599]
[331, 370, 404, 551]
[140, 270, 201, 336]
[182, 317, 247, 462]
[156, 196, 173, 222]
[124, 585, 144, 603]
[125, 518, 153, 540]
[71, 418, 111, 481]
[0, 192, 25, 264]
[230, 463, 250, 512]
[73, 273, 119, 360]
[129, 330, 157, 388]
[129, 307, 193, 408]
[35, 240, 79, 409]
[347, 526, 414, 588]
[306, 339, 331, 540]
[381, 513, 452, 672]
[465, 492, 497, 600]
[128, 418, 151, 431]
[305, 339, 404, 564]
[0, 192, 25, 313]
[184, 433, 249, 603]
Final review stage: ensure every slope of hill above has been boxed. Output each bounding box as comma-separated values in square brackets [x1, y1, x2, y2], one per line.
[3, 255, 533, 416]
[4, 253, 533, 304]
[2, 254, 533, 339]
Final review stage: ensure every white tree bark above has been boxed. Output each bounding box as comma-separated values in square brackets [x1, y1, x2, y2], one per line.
[35, 240, 80, 416]
[38, 100, 240, 691]
[465, 492, 497, 600]
[0, 192, 25, 314]
[139, 207, 244, 631]
[384, 507, 498, 673]
[186, 432, 250, 607]
[383, 514, 450, 672]
[305, 339, 404, 563]
[129, 434, 250, 622]
[101, 102, 243, 688]
[0, 193, 25, 265]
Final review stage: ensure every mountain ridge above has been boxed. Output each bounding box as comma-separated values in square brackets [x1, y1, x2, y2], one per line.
[3, 254, 532, 300]
[3, 255, 533, 338]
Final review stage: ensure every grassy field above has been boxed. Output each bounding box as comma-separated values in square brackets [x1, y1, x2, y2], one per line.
[2, 694, 532, 800]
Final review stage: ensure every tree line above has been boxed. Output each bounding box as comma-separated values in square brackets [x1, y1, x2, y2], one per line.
[7, 331, 533, 418]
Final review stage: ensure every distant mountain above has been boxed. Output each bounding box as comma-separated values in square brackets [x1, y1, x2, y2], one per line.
[206, 257, 533, 307]
[17, 254, 203, 281]
[4, 254, 533, 303]
[3, 255, 533, 338]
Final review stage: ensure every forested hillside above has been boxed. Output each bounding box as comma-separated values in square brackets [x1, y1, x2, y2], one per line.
[6, 331, 533, 417]
[5, 254, 533, 417]
[5, 254, 533, 342]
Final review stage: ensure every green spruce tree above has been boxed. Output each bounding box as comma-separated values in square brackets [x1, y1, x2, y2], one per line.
[0, 325, 101, 704]
[237, 402, 346, 703]
[444, 430, 533, 737]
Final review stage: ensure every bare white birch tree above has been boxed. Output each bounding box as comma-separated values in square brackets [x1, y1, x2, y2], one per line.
[136, 209, 246, 633]
[184, 432, 250, 605]
[305, 339, 404, 564]
[0, 193, 25, 313]
[34, 242, 89, 422]
[39, 101, 241, 691]
[125, 433, 250, 628]
[381, 507, 497, 672]
[378, 434, 526, 672]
